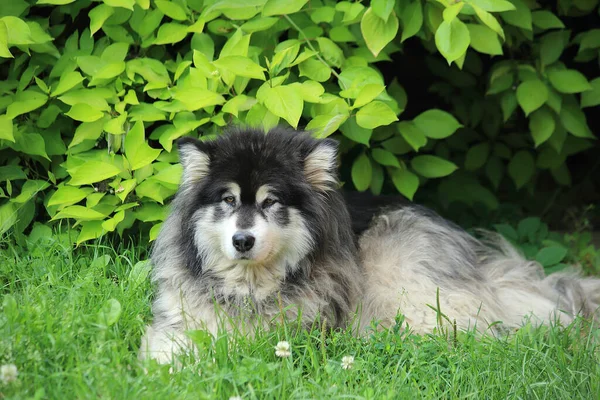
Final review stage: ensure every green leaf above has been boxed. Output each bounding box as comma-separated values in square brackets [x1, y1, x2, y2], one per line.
[356, 101, 398, 129]
[370, 163, 384, 195]
[435, 18, 470, 64]
[0, 115, 14, 142]
[0, 21, 12, 58]
[413, 109, 462, 139]
[213, 55, 266, 80]
[360, 7, 399, 57]
[89, 62, 126, 85]
[351, 153, 372, 191]
[316, 37, 344, 68]
[154, 23, 188, 45]
[560, 101, 594, 139]
[68, 161, 122, 186]
[397, 121, 427, 152]
[537, 147, 565, 170]
[400, 0, 423, 42]
[97, 298, 122, 327]
[473, 7, 505, 40]
[516, 80, 548, 116]
[501, 0, 532, 30]
[340, 117, 372, 146]
[443, 3, 464, 22]
[15, 133, 50, 161]
[69, 118, 106, 148]
[411, 155, 458, 178]
[298, 58, 331, 82]
[581, 77, 600, 108]
[36, 0, 75, 4]
[6, 90, 48, 119]
[517, 216, 541, 240]
[0, 203, 17, 236]
[382, 136, 411, 155]
[222, 95, 256, 117]
[240, 16, 278, 33]
[102, 210, 125, 232]
[500, 91, 517, 121]
[390, 168, 419, 200]
[547, 69, 592, 94]
[48, 186, 91, 207]
[371, 148, 400, 167]
[1, 16, 33, 45]
[172, 87, 226, 111]
[0, 166, 26, 181]
[353, 84, 385, 109]
[129, 260, 152, 289]
[155, 0, 187, 20]
[579, 29, 600, 53]
[125, 121, 161, 171]
[464, 142, 491, 171]
[469, 0, 516, 12]
[51, 205, 107, 221]
[51, 71, 84, 97]
[257, 84, 303, 128]
[540, 31, 568, 67]
[10, 180, 49, 203]
[65, 103, 104, 122]
[292, 80, 325, 103]
[507, 150, 535, 189]
[89, 4, 114, 36]
[467, 24, 502, 55]
[262, 0, 308, 16]
[310, 6, 336, 24]
[102, 0, 135, 10]
[535, 246, 568, 267]
[532, 11, 564, 30]
[372, 0, 395, 22]
[306, 114, 348, 138]
[529, 107, 555, 148]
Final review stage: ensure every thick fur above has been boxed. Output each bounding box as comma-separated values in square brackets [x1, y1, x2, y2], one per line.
[139, 126, 600, 364]
[139, 127, 362, 363]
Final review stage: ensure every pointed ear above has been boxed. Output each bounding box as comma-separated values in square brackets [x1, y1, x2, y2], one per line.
[304, 139, 339, 192]
[176, 137, 211, 186]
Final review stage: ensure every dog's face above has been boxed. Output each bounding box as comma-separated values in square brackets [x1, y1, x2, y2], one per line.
[176, 129, 339, 274]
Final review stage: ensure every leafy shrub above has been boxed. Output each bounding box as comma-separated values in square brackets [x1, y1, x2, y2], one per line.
[0, 0, 597, 245]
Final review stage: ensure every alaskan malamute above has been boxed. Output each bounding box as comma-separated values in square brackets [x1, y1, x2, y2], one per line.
[139, 126, 600, 364]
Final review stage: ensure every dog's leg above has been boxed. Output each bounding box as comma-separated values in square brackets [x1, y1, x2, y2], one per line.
[138, 324, 195, 366]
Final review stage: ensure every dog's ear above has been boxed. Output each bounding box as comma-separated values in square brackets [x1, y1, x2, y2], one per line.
[304, 138, 339, 192]
[176, 137, 212, 185]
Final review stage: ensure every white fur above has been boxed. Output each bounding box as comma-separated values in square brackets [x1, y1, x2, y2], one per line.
[304, 145, 337, 192]
[357, 208, 596, 335]
[178, 143, 210, 188]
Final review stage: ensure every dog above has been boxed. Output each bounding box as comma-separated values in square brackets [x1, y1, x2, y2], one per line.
[139, 126, 600, 364]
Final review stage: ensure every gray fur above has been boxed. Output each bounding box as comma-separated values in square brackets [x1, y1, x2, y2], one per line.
[139, 127, 600, 365]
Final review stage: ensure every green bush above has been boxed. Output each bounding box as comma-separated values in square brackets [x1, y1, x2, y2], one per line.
[0, 0, 598, 245]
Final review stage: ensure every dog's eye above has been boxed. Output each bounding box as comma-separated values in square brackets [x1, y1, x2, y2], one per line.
[223, 196, 236, 205]
[262, 198, 277, 208]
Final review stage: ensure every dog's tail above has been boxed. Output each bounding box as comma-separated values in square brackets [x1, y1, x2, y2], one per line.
[476, 231, 600, 327]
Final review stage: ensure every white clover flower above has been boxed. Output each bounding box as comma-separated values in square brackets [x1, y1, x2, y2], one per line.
[275, 341, 291, 358]
[341, 355, 354, 370]
[0, 364, 18, 384]
[229, 396, 242, 400]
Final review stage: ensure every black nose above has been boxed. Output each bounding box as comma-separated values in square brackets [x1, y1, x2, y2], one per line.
[232, 232, 255, 252]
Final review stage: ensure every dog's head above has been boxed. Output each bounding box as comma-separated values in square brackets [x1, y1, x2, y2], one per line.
[175, 128, 340, 273]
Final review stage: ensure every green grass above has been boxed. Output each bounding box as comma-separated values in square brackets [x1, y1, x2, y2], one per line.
[1, 231, 599, 400]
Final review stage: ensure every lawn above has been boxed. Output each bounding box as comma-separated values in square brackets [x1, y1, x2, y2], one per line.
[1, 228, 599, 400]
